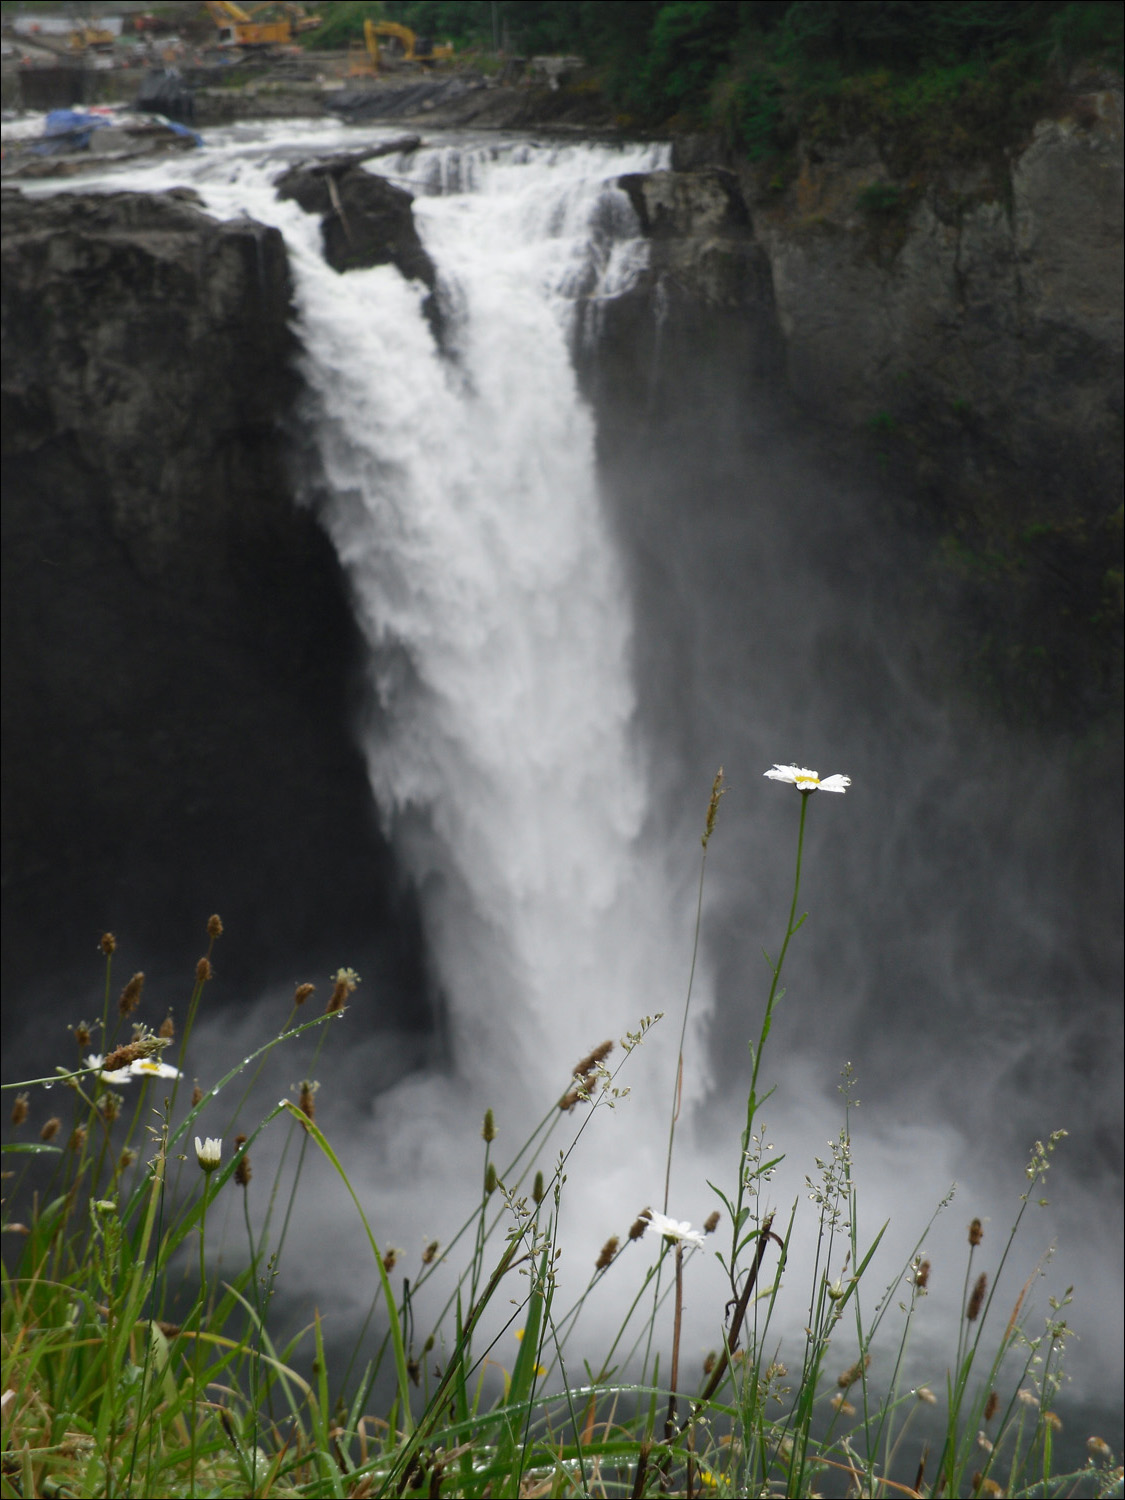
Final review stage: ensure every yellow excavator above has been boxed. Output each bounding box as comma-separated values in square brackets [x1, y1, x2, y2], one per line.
[353, 19, 453, 74]
[203, 2, 320, 50]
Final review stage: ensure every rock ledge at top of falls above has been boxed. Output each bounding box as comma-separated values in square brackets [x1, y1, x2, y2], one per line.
[274, 149, 436, 285]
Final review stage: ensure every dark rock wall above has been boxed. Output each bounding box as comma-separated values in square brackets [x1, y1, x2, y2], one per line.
[1, 189, 429, 1058]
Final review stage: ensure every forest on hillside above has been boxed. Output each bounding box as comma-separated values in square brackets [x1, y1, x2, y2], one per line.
[311, 1, 1123, 154]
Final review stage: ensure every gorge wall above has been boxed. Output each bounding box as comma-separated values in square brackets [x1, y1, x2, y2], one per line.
[0, 187, 430, 1063]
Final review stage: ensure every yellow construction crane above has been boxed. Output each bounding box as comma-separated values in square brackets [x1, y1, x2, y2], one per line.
[203, 2, 320, 50]
[359, 19, 453, 73]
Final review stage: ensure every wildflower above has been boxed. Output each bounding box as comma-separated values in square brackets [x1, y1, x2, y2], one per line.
[130, 1057, 181, 1080]
[763, 764, 851, 794]
[85, 1053, 133, 1086]
[643, 1210, 706, 1249]
[207, 914, 223, 938]
[10, 1093, 29, 1128]
[195, 1136, 222, 1172]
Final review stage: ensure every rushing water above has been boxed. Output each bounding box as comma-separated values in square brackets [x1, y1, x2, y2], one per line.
[9, 119, 1121, 1450]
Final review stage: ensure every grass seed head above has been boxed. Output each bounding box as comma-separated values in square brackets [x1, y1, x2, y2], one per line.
[914, 1257, 931, 1288]
[532, 1171, 545, 1204]
[118, 972, 144, 1018]
[207, 914, 223, 938]
[73, 1020, 92, 1048]
[40, 1116, 61, 1142]
[422, 1239, 440, 1265]
[159, 1012, 175, 1039]
[294, 983, 315, 1007]
[69, 1125, 87, 1152]
[595, 1236, 619, 1270]
[969, 1217, 984, 1246]
[234, 1133, 251, 1187]
[10, 1093, 29, 1128]
[484, 1162, 498, 1195]
[482, 1108, 496, 1142]
[196, 957, 213, 984]
[702, 766, 726, 849]
[298, 1079, 319, 1123]
[703, 1210, 720, 1234]
[326, 967, 360, 1012]
[99, 932, 116, 956]
[573, 1039, 614, 1076]
[984, 1391, 999, 1422]
[967, 1272, 988, 1321]
[629, 1208, 652, 1241]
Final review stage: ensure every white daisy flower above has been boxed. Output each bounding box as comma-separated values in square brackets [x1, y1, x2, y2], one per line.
[130, 1057, 181, 1080]
[764, 764, 851, 794]
[84, 1053, 133, 1086]
[194, 1136, 222, 1173]
[644, 1210, 707, 1250]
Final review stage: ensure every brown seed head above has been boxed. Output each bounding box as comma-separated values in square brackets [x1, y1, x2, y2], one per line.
[69, 1125, 87, 1152]
[572, 1040, 614, 1077]
[118, 972, 145, 1018]
[40, 1116, 61, 1142]
[298, 1079, 319, 1124]
[234, 1134, 251, 1187]
[703, 1351, 716, 1376]
[628, 1209, 652, 1241]
[914, 1258, 931, 1289]
[1087, 1436, 1114, 1462]
[421, 1239, 440, 1265]
[118, 1148, 137, 1171]
[103, 1035, 167, 1071]
[532, 1171, 545, 1204]
[74, 1021, 92, 1048]
[984, 1391, 999, 1422]
[703, 1211, 721, 1234]
[196, 957, 213, 985]
[326, 967, 360, 1013]
[10, 1093, 29, 1128]
[837, 1355, 871, 1389]
[702, 766, 726, 849]
[100, 1091, 122, 1124]
[969, 1217, 984, 1247]
[207, 914, 223, 939]
[595, 1236, 619, 1270]
[100, 932, 117, 956]
[382, 1248, 398, 1273]
[159, 1013, 175, 1040]
[191, 1085, 203, 1108]
[830, 1395, 856, 1415]
[966, 1272, 988, 1322]
[1042, 1410, 1063, 1433]
[482, 1108, 496, 1143]
[294, 983, 315, 1007]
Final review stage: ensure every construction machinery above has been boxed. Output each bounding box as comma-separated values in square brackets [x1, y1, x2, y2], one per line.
[359, 19, 453, 73]
[203, 2, 320, 50]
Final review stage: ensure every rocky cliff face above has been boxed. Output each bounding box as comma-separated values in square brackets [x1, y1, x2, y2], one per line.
[614, 82, 1123, 721]
[1, 188, 429, 1055]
